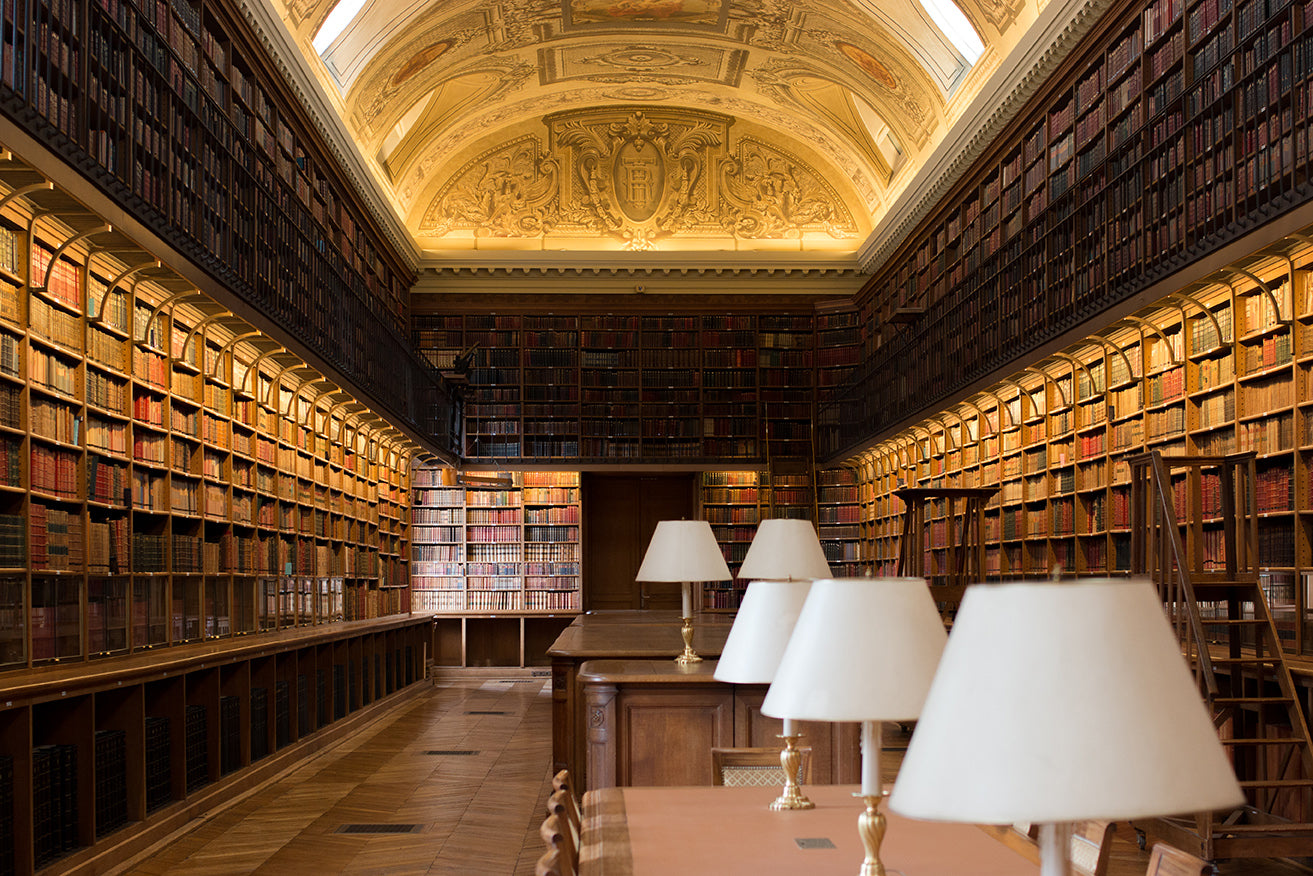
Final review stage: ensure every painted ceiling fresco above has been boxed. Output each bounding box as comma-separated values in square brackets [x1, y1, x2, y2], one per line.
[272, 0, 1036, 255]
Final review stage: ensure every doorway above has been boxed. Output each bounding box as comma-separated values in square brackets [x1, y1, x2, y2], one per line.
[581, 473, 698, 611]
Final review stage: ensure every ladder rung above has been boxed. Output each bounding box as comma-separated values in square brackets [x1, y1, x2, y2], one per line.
[1213, 822, 1313, 835]
[1239, 779, 1313, 789]
[1208, 656, 1282, 664]
[1224, 737, 1304, 746]
[1201, 618, 1266, 625]
[1212, 696, 1294, 706]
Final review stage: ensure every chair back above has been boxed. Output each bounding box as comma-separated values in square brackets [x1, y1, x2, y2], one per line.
[541, 810, 578, 870]
[535, 845, 575, 876]
[1145, 842, 1209, 876]
[551, 769, 582, 836]
[710, 746, 810, 787]
[1070, 820, 1116, 876]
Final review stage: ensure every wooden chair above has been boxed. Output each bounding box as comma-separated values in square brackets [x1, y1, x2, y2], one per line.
[551, 769, 582, 839]
[535, 845, 575, 876]
[1144, 842, 1209, 876]
[540, 811, 577, 872]
[1069, 820, 1117, 876]
[547, 789, 579, 857]
[710, 746, 811, 788]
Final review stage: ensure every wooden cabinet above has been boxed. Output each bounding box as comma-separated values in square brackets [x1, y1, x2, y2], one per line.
[0, 616, 430, 875]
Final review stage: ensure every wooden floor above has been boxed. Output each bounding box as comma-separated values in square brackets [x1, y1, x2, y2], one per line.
[113, 676, 1313, 876]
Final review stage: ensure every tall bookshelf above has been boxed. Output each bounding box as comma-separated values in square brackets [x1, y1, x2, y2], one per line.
[824, 0, 1313, 459]
[851, 242, 1313, 652]
[413, 307, 859, 466]
[0, 206, 413, 675]
[0, 0, 454, 443]
[411, 466, 580, 667]
[696, 469, 862, 610]
[0, 172, 427, 876]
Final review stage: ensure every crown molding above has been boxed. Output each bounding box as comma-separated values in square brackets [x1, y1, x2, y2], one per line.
[235, 0, 421, 273]
[855, 0, 1117, 275]
[416, 251, 867, 295]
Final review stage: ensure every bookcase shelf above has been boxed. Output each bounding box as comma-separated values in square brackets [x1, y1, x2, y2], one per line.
[412, 466, 580, 667]
[823, 0, 1313, 461]
[850, 239, 1313, 652]
[0, 174, 417, 691]
[0, 0, 457, 449]
[414, 305, 858, 465]
[0, 616, 429, 875]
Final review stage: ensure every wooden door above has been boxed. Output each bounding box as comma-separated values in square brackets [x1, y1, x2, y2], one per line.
[582, 474, 697, 611]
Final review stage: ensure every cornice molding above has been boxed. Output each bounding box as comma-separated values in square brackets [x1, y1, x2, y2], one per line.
[418, 251, 867, 292]
[855, 0, 1117, 276]
[235, 0, 421, 273]
[415, 256, 867, 296]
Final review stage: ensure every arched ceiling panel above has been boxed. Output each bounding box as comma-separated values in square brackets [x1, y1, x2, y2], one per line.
[262, 0, 1044, 260]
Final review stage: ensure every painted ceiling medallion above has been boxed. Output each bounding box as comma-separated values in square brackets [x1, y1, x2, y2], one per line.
[836, 42, 899, 90]
[568, 0, 727, 26]
[581, 45, 705, 71]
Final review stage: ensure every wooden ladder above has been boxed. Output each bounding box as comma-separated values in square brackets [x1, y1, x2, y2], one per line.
[894, 486, 997, 619]
[1129, 451, 1313, 861]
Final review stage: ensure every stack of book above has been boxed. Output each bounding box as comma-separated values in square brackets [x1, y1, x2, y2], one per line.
[94, 729, 127, 838]
[32, 743, 77, 868]
[145, 716, 171, 812]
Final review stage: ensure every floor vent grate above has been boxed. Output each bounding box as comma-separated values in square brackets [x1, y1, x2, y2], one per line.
[426, 750, 479, 756]
[464, 710, 508, 715]
[336, 824, 424, 835]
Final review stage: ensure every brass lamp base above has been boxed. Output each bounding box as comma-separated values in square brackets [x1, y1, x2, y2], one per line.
[769, 733, 814, 810]
[675, 615, 702, 664]
[857, 793, 888, 876]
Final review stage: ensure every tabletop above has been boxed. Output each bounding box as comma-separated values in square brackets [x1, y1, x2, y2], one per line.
[579, 784, 1041, 876]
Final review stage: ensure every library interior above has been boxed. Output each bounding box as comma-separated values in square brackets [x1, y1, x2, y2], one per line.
[0, 0, 1313, 872]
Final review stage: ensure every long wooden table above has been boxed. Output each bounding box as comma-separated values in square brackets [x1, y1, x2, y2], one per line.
[548, 611, 736, 788]
[580, 785, 1041, 875]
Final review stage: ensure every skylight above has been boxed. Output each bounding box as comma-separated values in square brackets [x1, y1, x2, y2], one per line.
[921, 0, 984, 65]
[313, 0, 368, 55]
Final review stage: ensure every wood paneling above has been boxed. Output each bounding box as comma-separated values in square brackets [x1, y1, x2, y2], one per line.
[582, 474, 696, 611]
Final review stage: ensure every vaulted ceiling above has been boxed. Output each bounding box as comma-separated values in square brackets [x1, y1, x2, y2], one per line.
[266, 0, 1058, 267]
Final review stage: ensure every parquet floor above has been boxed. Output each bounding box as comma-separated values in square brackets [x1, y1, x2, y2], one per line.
[113, 675, 1313, 876]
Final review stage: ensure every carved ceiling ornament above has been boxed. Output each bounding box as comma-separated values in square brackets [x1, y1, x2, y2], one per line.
[721, 136, 856, 239]
[551, 107, 725, 250]
[420, 135, 560, 237]
[416, 105, 857, 249]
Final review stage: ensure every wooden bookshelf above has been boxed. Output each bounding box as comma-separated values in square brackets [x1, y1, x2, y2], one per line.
[0, 615, 429, 875]
[413, 307, 859, 466]
[412, 466, 580, 667]
[0, 199, 415, 681]
[824, 0, 1313, 460]
[850, 244, 1313, 652]
[0, 0, 454, 446]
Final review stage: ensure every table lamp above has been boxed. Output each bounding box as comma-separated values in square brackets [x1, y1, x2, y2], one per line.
[634, 519, 731, 664]
[714, 518, 833, 810]
[890, 578, 1245, 876]
[761, 576, 947, 875]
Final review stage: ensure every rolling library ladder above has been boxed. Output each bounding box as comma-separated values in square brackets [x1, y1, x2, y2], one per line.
[894, 487, 997, 618]
[1129, 450, 1313, 861]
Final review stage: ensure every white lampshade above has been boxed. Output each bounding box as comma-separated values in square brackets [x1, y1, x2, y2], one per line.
[713, 579, 812, 684]
[737, 518, 832, 581]
[761, 577, 948, 722]
[634, 520, 731, 582]
[890, 578, 1244, 824]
